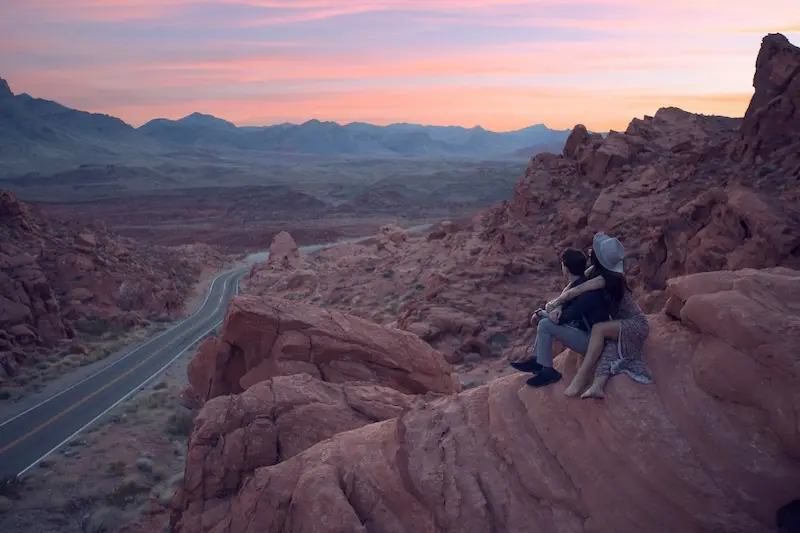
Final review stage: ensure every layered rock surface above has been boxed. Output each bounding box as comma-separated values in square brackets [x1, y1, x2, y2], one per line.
[186, 295, 459, 402]
[172, 268, 800, 533]
[0, 189, 225, 380]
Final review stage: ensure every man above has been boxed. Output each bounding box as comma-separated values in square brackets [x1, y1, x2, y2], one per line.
[510, 248, 609, 387]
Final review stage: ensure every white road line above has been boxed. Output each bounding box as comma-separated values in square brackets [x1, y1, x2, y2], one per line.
[17, 317, 225, 478]
[0, 268, 241, 428]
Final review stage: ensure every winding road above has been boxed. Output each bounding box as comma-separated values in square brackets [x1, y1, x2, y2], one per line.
[0, 266, 246, 479]
[0, 224, 433, 480]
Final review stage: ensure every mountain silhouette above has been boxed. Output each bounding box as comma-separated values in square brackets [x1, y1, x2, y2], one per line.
[0, 76, 575, 176]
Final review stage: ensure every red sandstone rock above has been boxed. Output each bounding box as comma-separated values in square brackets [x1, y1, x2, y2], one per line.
[171, 372, 430, 528]
[0, 189, 226, 382]
[172, 268, 800, 533]
[186, 295, 460, 401]
[376, 223, 408, 253]
[739, 33, 800, 160]
[266, 230, 302, 269]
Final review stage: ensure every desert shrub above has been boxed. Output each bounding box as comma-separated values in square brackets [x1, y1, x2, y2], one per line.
[0, 475, 24, 498]
[107, 460, 126, 477]
[166, 407, 196, 437]
[82, 505, 124, 533]
[106, 475, 152, 507]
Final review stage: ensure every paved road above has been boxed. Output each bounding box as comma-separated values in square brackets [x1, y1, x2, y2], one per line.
[0, 224, 434, 480]
[0, 266, 247, 479]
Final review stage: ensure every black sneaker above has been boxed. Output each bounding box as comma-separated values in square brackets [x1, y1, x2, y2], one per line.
[526, 367, 562, 387]
[510, 358, 543, 373]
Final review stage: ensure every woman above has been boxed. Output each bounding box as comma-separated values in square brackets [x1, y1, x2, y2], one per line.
[545, 232, 652, 399]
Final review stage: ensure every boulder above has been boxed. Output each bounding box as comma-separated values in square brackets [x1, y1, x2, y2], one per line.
[171, 268, 800, 533]
[186, 295, 460, 401]
[266, 231, 302, 270]
[376, 224, 408, 253]
[172, 373, 428, 527]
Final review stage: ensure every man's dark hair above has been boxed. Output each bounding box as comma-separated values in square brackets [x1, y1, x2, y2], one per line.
[561, 248, 587, 276]
[777, 500, 800, 532]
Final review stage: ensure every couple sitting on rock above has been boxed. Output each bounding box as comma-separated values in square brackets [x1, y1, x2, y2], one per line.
[510, 232, 652, 398]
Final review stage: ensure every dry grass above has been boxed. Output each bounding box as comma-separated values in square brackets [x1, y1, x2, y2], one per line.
[0, 382, 198, 533]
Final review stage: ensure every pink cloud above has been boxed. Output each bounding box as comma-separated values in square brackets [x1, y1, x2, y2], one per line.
[3, 0, 796, 132]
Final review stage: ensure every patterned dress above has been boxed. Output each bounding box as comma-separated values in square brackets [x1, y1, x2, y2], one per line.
[595, 290, 652, 384]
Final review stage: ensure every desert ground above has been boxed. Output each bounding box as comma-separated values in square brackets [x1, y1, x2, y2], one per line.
[16, 157, 526, 251]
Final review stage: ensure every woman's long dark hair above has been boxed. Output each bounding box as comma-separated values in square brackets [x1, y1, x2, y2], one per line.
[589, 249, 628, 316]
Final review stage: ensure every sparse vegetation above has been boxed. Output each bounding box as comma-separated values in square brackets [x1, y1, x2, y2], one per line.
[106, 475, 153, 508]
[0, 475, 24, 498]
[166, 407, 196, 437]
[107, 461, 126, 477]
[461, 380, 479, 390]
[82, 506, 124, 533]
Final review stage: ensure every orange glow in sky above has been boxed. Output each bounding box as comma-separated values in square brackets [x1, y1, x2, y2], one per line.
[1, 0, 798, 131]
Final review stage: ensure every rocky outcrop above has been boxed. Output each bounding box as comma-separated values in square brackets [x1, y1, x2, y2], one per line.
[246, 231, 317, 293]
[265, 231, 302, 269]
[474, 33, 799, 298]
[376, 224, 408, 254]
[0, 190, 221, 381]
[739, 33, 800, 159]
[172, 268, 800, 533]
[171, 373, 428, 528]
[186, 295, 459, 402]
[0, 78, 12, 99]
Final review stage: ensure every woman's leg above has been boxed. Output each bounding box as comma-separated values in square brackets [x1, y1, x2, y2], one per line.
[564, 321, 621, 397]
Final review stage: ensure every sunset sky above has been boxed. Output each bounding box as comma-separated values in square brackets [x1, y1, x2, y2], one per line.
[1, 0, 798, 131]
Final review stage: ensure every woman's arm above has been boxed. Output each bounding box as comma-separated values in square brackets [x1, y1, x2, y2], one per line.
[548, 276, 605, 309]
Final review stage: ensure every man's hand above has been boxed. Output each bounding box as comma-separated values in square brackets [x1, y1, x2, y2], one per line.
[548, 307, 562, 324]
[530, 308, 548, 326]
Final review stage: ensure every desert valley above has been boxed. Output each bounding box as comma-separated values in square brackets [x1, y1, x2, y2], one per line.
[0, 25, 799, 533]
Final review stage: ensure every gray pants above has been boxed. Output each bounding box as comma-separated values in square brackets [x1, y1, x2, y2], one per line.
[533, 318, 590, 367]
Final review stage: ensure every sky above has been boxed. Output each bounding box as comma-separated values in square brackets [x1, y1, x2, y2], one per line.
[0, 0, 798, 131]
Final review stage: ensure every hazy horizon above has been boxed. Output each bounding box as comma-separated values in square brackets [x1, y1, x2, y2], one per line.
[1, 1, 798, 131]
[4, 79, 576, 133]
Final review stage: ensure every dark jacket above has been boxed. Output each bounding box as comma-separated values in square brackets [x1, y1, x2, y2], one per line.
[560, 276, 610, 331]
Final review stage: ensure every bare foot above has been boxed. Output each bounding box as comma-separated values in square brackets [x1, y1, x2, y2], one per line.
[564, 373, 589, 397]
[580, 386, 605, 400]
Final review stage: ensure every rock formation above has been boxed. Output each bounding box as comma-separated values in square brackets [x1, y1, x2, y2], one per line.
[376, 224, 408, 254]
[186, 295, 459, 402]
[171, 33, 800, 533]
[172, 268, 800, 533]
[0, 190, 224, 381]
[172, 372, 429, 527]
[266, 231, 302, 270]
[738, 33, 800, 160]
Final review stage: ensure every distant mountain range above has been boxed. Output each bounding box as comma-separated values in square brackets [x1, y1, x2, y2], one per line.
[0, 77, 574, 176]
